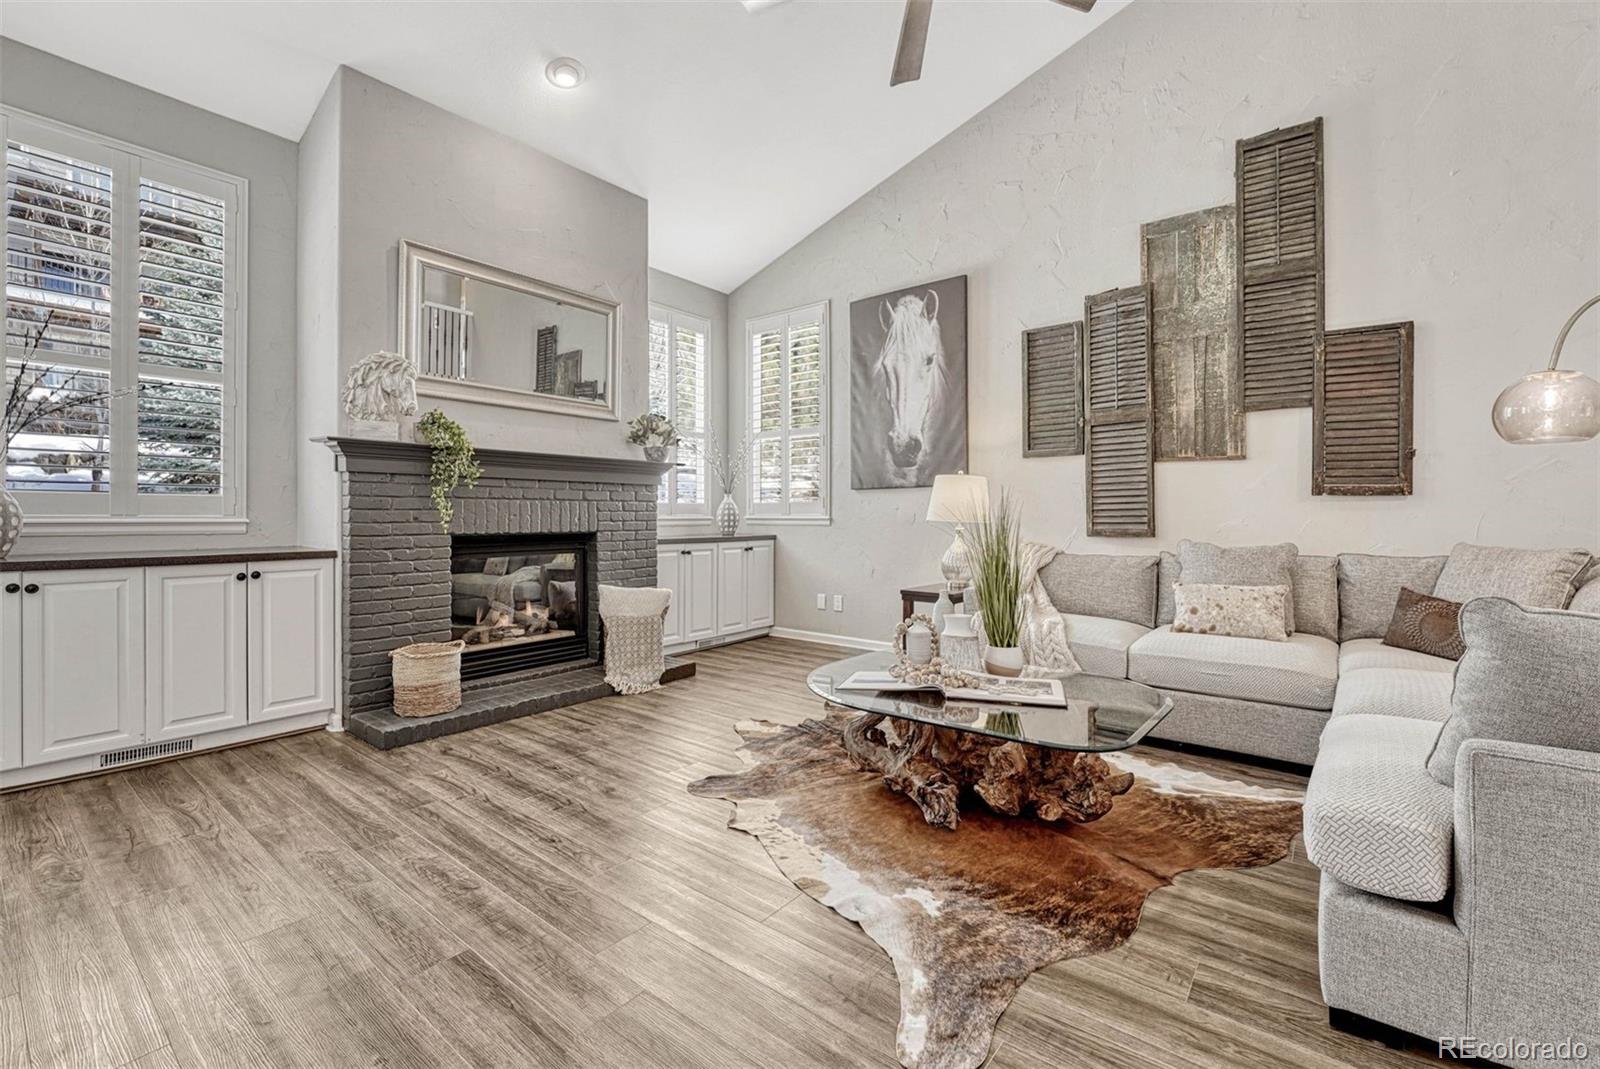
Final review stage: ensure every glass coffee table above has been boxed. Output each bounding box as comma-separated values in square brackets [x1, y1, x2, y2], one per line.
[807, 651, 1173, 830]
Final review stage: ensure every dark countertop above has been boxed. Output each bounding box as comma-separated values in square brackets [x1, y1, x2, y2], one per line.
[1, 546, 337, 572]
[658, 533, 777, 545]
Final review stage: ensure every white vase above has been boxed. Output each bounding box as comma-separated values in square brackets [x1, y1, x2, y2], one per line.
[984, 645, 1025, 678]
[716, 493, 740, 537]
[0, 488, 20, 561]
[904, 623, 933, 666]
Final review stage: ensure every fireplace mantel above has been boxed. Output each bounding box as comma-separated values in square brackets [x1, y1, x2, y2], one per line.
[320, 436, 672, 484]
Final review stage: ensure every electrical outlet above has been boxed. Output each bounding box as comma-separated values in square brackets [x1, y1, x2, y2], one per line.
[815, 593, 827, 611]
[832, 594, 844, 612]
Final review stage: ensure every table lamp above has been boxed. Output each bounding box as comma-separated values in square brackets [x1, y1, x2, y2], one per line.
[1492, 293, 1600, 443]
[926, 472, 990, 593]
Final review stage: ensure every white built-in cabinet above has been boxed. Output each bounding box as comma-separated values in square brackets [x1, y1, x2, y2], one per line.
[1, 556, 335, 789]
[659, 538, 774, 654]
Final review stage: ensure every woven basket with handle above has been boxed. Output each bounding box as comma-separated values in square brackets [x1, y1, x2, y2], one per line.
[390, 640, 465, 717]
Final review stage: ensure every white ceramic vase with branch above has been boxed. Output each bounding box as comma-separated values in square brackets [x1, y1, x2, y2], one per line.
[703, 429, 749, 537]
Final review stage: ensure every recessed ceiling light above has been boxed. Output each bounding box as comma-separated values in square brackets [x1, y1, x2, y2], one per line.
[545, 58, 586, 90]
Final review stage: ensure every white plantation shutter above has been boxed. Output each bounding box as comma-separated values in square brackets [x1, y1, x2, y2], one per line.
[2, 109, 244, 524]
[648, 304, 708, 515]
[747, 303, 828, 518]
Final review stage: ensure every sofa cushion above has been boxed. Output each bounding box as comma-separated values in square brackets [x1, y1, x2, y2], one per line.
[1039, 554, 1159, 628]
[1293, 555, 1339, 642]
[1432, 543, 1591, 609]
[1426, 597, 1600, 786]
[1177, 540, 1299, 633]
[1064, 613, 1149, 678]
[1127, 627, 1338, 710]
[1570, 558, 1600, 614]
[1331, 669, 1454, 722]
[1337, 553, 1448, 641]
[1305, 713, 1453, 902]
[1157, 550, 1180, 626]
[1338, 637, 1455, 675]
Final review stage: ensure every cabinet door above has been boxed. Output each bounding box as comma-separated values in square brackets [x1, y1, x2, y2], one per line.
[249, 559, 334, 723]
[717, 542, 749, 635]
[145, 564, 248, 741]
[657, 548, 685, 647]
[21, 568, 145, 765]
[1, 580, 20, 771]
[745, 542, 775, 630]
[684, 546, 718, 641]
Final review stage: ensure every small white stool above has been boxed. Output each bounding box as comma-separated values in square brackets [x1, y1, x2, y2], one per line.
[599, 584, 672, 694]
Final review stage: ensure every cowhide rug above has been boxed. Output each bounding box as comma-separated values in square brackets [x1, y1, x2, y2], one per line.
[689, 712, 1304, 1069]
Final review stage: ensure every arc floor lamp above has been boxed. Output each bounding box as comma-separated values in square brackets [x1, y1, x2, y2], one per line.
[1493, 293, 1600, 443]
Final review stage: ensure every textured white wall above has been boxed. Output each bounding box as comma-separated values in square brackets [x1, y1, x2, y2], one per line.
[728, 0, 1600, 646]
[2, 38, 302, 553]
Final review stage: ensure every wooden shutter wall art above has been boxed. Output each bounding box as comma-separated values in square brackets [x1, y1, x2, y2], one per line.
[1142, 205, 1244, 461]
[1083, 286, 1155, 537]
[1022, 321, 1084, 457]
[1237, 118, 1324, 411]
[1314, 321, 1414, 496]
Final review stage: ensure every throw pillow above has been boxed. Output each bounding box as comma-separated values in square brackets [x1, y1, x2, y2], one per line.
[1170, 583, 1290, 642]
[1037, 554, 1160, 628]
[1432, 543, 1591, 609]
[1292, 555, 1339, 642]
[1157, 550, 1180, 626]
[1176, 540, 1299, 633]
[1381, 587, 1466, 661]
[1425, 598, 1600, 786]
[1565, 557, 1600, 615]
[1336, 553, 1448, 641]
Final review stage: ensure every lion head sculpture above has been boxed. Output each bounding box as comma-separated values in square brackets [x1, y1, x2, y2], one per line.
[342, 351, 418, 422]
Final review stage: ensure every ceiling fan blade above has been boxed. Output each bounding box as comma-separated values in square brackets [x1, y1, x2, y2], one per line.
[890, 0, 933, 86]
[1047, 0, 1097, 10]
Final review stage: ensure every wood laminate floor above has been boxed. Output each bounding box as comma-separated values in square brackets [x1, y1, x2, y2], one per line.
[0, 637, 1429, 1069]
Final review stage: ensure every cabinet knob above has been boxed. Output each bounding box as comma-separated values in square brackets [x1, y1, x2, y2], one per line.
[250, 571, 262, 580]
[3, 583, 18, 594]
[23, 584, 38, 595]
[236, 572, 248, 582]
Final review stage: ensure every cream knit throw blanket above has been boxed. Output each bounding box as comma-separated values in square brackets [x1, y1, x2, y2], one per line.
[975, 541, 1080, 677]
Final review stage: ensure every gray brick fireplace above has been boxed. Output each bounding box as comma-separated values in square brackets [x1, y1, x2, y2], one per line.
[323, 438, 668, 746]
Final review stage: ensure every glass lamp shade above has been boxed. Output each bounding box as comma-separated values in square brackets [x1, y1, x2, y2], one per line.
[1492, 369, 1600, 444]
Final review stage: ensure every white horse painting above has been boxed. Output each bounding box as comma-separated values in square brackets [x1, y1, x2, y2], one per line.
[850, 276, 968, 489]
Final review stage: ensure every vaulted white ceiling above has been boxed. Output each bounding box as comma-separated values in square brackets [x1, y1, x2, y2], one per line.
[0, 0, 1128, 292]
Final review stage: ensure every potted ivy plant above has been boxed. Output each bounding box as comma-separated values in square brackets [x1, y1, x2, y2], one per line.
[626, 412, 679, 462]
[966, 490, 1025, 676]
[415, 409, 481, 532]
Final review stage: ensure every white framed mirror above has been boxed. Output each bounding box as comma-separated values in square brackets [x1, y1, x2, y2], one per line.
[397, 240, 618, 420]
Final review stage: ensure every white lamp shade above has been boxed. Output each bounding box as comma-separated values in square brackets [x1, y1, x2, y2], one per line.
[1492, 369, 1600, 444]
[926, 473, 990, 524]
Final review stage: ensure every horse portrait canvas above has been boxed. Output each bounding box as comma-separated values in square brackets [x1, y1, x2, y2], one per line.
[849, 275, 969, 489]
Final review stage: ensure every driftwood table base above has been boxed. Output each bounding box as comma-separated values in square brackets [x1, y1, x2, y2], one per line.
[839, 713, 1136, 830]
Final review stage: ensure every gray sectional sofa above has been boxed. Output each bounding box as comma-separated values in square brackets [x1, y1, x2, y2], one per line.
[1037, 543, 1600, 1065]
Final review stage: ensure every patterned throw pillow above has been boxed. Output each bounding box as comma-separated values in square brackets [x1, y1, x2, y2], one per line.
[1382, 587, 1466, 661]
[1170, 583, 1290, 642]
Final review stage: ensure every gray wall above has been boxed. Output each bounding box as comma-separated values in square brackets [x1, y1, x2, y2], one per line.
[726, 0, 1600, 646]
[649, 267, 731, 537]
[297, 67, 652, 547]
[1, 38, 300, 553]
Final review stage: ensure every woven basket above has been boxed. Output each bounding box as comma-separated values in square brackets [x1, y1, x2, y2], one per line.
[390, 640, 465, 717]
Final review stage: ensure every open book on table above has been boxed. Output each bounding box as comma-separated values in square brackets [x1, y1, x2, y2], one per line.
[836, 670, 1066, 707]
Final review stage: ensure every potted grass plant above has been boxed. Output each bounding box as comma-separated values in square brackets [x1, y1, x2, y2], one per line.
[965, 489, 1025, 676]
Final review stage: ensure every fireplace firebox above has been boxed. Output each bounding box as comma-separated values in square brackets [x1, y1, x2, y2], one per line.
[450, 534, 593, 680]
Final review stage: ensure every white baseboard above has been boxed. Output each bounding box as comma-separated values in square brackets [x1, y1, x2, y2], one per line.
[769, 626, 890, 651]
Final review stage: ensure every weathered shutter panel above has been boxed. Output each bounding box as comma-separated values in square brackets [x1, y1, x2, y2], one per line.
[1314, 321, 1414, 496]
[1083, 286, 1154, 537]
[1142, 205, 1243, 460]
[1237, 117, 1323, 411]
[1022, 321, 1083, 457]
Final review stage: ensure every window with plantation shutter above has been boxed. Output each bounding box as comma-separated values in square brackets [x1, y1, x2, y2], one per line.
[3, 109, 245, 528]
[647, 304, 708, 515]
[748, 303, 828, 519]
